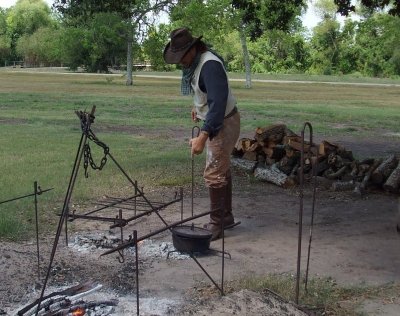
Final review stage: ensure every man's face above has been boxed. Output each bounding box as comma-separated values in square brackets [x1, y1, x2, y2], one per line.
[179, 47, 196, 68]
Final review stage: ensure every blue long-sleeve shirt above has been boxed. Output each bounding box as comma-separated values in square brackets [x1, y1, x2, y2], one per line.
[198, 60, 229, 139]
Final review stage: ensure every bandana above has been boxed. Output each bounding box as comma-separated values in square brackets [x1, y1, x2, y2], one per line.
[180, 48, 226, 96]
[181, 52, 201, 95]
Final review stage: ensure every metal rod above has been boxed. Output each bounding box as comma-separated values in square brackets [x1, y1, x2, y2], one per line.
[190, 254, 223, 294]
[35, 106, 96, 316]
[134, 230, 139, 316]
[109, 197, 182, 229]
[34, 181, 40, 280]
[180, 187, 184, 222]
[0, 187, 53, 205]
[305, 152, 318, 292]
[134, 180, 137, 216]
[83, 194, 141, 216]
[191, 126, 200, 218]
[119, 209, 124, 262]
[93, 203, 143, 212]
[68, 213, 126, 223]
[295, 121, 313, 305]
[221, 200, 225, 295]
[191, 151, 194, 218]
[65, 206, 68, 246]
[106, 152, 170, 228]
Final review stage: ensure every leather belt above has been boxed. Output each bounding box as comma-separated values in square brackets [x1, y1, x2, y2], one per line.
[224, 106, 238, 119]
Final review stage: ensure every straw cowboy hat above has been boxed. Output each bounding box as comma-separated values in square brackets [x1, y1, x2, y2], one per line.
[163, 28, 203, 64]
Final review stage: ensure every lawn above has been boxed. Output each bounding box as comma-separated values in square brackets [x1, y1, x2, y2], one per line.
[0, 69, 399, 239]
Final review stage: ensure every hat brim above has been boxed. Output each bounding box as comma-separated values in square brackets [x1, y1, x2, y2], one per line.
[163, 36, 202, 64]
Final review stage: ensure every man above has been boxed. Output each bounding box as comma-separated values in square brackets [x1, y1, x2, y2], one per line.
[163, 28, 240, 240]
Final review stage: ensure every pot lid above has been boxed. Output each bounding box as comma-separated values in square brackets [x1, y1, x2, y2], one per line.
[172, 225, 213, 239]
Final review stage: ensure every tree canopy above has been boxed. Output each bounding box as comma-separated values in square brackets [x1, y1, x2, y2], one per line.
[334, 0, 400, 16]
[0, 0, 399, 78]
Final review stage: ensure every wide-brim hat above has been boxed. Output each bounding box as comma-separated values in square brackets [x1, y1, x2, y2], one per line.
[163, 28, 203, 64]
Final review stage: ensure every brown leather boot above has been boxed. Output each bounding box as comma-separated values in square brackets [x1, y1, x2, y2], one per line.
[204, 186, 225, 240]
[223, 175, 235, 226]
[204, 184, 235, 241]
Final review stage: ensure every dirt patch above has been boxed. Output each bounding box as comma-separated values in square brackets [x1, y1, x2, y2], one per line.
[0, 117, 29, 125]
[1, 137, 400, 315]
[96, 124, 188, 140]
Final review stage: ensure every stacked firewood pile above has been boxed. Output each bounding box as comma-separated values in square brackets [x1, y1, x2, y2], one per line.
[231, 124, 400, 194]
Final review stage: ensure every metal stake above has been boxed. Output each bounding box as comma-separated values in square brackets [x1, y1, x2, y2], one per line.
[295, 121, 313, 304]
[191, 126, 200, 218]
[34, 181, 40, 279]
[134, 230, 139, 316]
[305, 155, 318, 292]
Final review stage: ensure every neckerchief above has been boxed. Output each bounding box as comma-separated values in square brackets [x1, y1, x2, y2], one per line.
[181, 52, 201, 95]
[180, 49, 226, 96]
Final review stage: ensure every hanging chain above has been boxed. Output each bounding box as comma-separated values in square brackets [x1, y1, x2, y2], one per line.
[83, 130, 109, 178]
[76, 109, 110, 178]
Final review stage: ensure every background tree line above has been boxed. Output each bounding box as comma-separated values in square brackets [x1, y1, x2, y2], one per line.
[1, 0, 399, 81]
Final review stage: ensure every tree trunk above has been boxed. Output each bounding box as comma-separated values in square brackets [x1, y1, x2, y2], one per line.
[126, 26, 133, 86]
[238, 26, 251, 89]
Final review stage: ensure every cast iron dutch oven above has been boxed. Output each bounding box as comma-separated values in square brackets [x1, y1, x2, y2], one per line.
[172, 224, 213, 253]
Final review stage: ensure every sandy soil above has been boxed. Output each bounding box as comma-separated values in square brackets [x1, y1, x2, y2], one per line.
[1, 139, 400, 316]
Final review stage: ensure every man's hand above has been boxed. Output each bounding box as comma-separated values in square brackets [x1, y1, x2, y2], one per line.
[189, 131, 208, 155]
[191, 108, 200, 122]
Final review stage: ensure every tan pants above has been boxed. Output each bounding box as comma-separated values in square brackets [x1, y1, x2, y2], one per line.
[204, 112, 240, 188]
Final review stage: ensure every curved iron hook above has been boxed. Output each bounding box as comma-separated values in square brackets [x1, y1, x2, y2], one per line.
[192, 126, 200, 138]
[295, 121, 317, 303]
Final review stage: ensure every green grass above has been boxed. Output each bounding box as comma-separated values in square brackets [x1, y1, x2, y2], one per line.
[223, 273, 400, 316]
[0, 70, 399, 239]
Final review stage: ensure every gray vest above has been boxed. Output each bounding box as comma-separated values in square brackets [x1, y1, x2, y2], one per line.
[192, 51, 236, 120]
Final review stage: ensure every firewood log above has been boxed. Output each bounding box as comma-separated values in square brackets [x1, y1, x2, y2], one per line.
[319, 140, 338, 156]
[254, 165, 293, 187]
[231, 147, 243, 157]
[371, 154, 398, 185]
[332, 180, 356, 191]
[284, 145, 296, 158]
[254, 124, 287, 146]
[336, 147, 354, 162]
[231, 157, 257, 174]
[242, 151, 258, 161]
[235, 138, 254, 153]
[357, 158, 383, 193]
[313, 157, 329, 176]
[383, 160, 400, 193]
[247, 142, 261, 152]
[263, 144, 286, 160]
[324, 165, 348, 180]
[284, 127, 298, 137]
[265, 157, 276, 166]
[357, 163, 371, 177]
[286, 138, 318, 155]
[327, 153, 344, 168]
[283, 135, 303, 145]
[278, 153, 300, 175]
